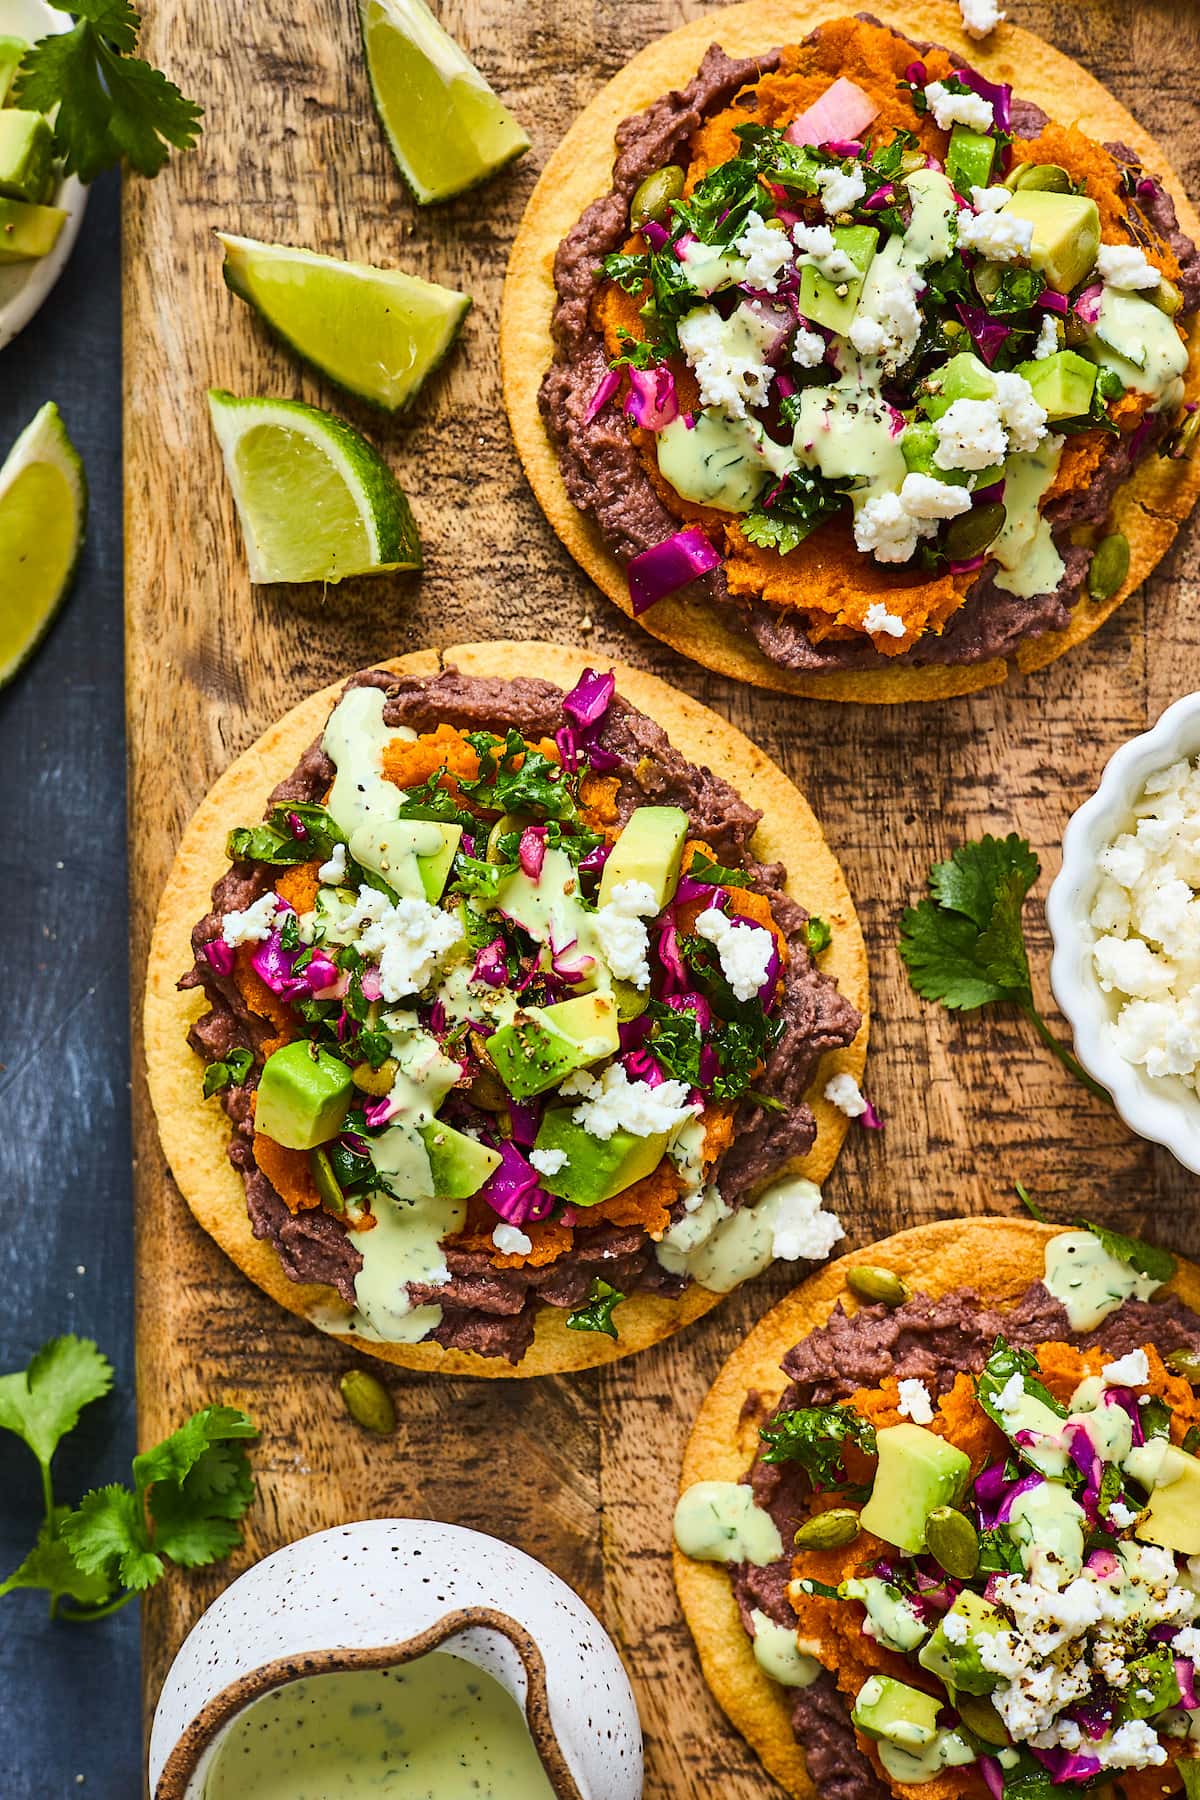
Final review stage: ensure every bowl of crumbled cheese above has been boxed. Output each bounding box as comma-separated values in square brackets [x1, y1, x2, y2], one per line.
[1048, 690, 1200, 1170]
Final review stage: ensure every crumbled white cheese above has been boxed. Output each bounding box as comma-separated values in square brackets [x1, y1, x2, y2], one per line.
[996, 1372, 1027, 1412]
[317, 841, 349, 885]
[221, 890, 283, 947]
[1034, 314, 1060, 360]
[897, 1378, 935, 1424]
[1097, 243, 1161, 291]
[677, 303, 776, 421]
[529, 1146, 568, 1177]
[1108, 1501, 1138, 1530]
[992, 369, 1049, 453]
[592, 878, 659, 988]
[942, 1608, 971, 1644]
[848, 315, 888, 358]
[853, 262, 924, 370]
[569, 1063, 700, 1141]
[959, 0, 1004, 37]
[957, 187, 1035, 263]
[1102, 1348, 1150, 1386]
[492, 1222, 533, 1256]
[735, 211, 795, 294]
[346, 888, 464, 1002]
[793, 323, 827, 368]
[853, 491, 921, 564]
[863, 602, 907, 638]
[924, 79, 994, 133]
[932, 396, 1009, 470]
[814, 162, 867, 218]
[824, 1071, 868, 1116]
[695, 906, 776, 1002]
[791, 220, 858, 281]
[899, 471, 973, 521]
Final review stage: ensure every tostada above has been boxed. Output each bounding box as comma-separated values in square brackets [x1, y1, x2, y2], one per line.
[502, 5, 1200, 703]
[144, 644, 868, 1377]
[674, 1216, 1200, 1798]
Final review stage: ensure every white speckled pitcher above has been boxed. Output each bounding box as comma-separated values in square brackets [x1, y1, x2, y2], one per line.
[149, 1518, 643, 1800]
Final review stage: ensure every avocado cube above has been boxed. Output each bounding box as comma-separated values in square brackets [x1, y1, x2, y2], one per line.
[1001, 190, 1101, 294]
[255, 1040, 353, 1150]
[901, 421, 972, 489]
[0, 112, 52, 204]
[798, 224, 878, 334]
[918, 1592, 1003, 1697]
[859, 1424, 971, 1555]
[1014, 349, 1097, 421]
[0, 196, 66, 263]
[532, 1108, 668, 1207]
[416, 822, 462, 903]
[945, 126, 995, 198]
[851, 1675, 942, 1750]
[922, 351, 995, 421]
[599, 805, 689, 912]
[418, 1120, 501, 1198]
[488, 992, 620, 1101]
[349, 818, 462, 903]
[0, 37, 27, 106]
[1130, 1440, 1200, 1556]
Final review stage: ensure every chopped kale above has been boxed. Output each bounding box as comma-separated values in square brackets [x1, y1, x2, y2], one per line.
[565, 1279, 624, 1340]
[461, 730, 579, 822]
[742, 467, 854, 556]
[202, 1048, 253, 1098]
[686, 851, 753, 889]
[760, 1403, 877, 1490]
[645, 1001, 703, 1088]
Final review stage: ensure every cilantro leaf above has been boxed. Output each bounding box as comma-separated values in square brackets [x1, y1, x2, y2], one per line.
[15, 3, 202, 184]
[927, 835, 1039, 932]
[975, 1338, 1066, 1461]
[1077, 1218, 1176, 1286]
[759, 1404, 876, 1490]
[62, 1485, 163, 1592]
[645, 1001, 702, 1088]
[566, 1279, 624, 1340]
[0, 1509, 112, 1608]
[742, 468, 852, 557]
[898, 902, 1015, 1010]
[202, 1047, 254, 1098]
[132, 1404, 258, 1495]
[0, 1335, 113, 1473]
[461, 730, 578, 823]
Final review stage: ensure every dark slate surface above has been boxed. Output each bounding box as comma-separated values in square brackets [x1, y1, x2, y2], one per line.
[0, 172, 140, 1798]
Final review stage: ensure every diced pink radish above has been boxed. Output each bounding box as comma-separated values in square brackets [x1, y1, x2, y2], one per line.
[785, 77, 880, 147]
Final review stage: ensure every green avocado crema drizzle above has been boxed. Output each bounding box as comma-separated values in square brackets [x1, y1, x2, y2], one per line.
[203, 678, 829, 1346]
[675, 1229, 1200, 1794]
[602, 67, 1194, 621]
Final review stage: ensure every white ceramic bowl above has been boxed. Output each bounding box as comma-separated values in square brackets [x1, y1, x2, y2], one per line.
[148, 1517, 644, 1800]
[1047, 689, 1200, 1173]
[0, 0, 87, 351]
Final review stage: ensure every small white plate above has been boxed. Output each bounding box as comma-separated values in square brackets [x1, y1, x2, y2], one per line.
[1047, 690, 1200, 1173]
[0, 0, 87, 351]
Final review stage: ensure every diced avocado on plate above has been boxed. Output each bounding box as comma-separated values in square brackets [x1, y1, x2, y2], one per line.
[532, 1111, 669, 1207]
[0, 112, 53, 205]
[798, 224, 878, 334]
[901, 420, 975, 489]
[1128, 1439, 1200, 1555]
[921, 351, 995, 420]
[0, 36, 26, 106]
[418, 1120, 501, 1197]
[255, 1040, 354, 1150]
[488, 992, 620, 1101]
[859, 1424, 971, 1554]
[598, 805, 688, 912]
[1014, 349, 1097, 420]
[1001, 190, 1101, 294]
[945, 126, 995, 197]
[349, 819, 462, 901]
[852, 1675, 942, 1750]
[0, 196, 67, 264]
[918, 1591, 1004, 1696]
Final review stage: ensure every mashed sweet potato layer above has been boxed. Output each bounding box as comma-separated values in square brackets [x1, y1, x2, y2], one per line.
[786, 1342, 1200, 1800]
[594, 17, 1182, 655]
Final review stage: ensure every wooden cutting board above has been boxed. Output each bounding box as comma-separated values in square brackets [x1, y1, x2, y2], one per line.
[124, 0, 1200, 1791]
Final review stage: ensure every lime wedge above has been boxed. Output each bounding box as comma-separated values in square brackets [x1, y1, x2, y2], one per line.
[218, 234, 471, 414]
[208, 391, 422, 585]
[360, 0, 530, 205]
[0, 402, 86, 686]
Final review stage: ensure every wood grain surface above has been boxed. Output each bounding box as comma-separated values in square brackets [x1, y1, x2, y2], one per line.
[124, 1, 1200, 1793]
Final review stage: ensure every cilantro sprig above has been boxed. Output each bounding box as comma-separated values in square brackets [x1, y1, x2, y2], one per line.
[0, 1335, 256, 1621]
[759, 1403, 877, 1491]
[14, 1, 202, 184]
[899, 835, 1111, 1104]
[1077, 1218, 1176, 1286]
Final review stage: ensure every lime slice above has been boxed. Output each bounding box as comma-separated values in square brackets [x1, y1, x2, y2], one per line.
[218, 234, 471, 414]
[0, 402, 86, 686]
[208, 390, 422, 585]
[360, 0, 530, 205]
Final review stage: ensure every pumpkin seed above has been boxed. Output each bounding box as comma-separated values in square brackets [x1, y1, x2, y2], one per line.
[1167, 410, 1200, 462]
[900, 148, 927, 176]
[1152, 277, 1183, 317]
[925, 1506, 980, 1580]
[1004, 161, 1072, 194]
[955, 1694, 1010, 1745]
[1087, 532, 1130, 601]
[352, 1056, 399, 1096]
[339, 1368, 396, 1436]
[846, 1265, 911, 1308]
[631, 164, 685, 231]
[1167, 1348, 1200, 1385]
[794, 1508, 861, 1551]
[943, 501, 1006, 563]
[308, 1146, 345, 1214]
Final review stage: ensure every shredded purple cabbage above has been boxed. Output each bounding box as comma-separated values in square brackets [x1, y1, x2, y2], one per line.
[627, 528, 721, 616]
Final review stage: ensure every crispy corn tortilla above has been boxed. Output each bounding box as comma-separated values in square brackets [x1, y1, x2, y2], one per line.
[673, 1216, 1200, 1796]
[501, 2, 1200, 705]
[144, 641, 869, 1379]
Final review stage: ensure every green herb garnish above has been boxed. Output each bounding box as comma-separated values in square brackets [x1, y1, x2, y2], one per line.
[202, 1047, 254, 1097]
[1076, 1218, 1176, 1286]
[759, 1403, 877, 1490]
[566, 1279, 624, 1340]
